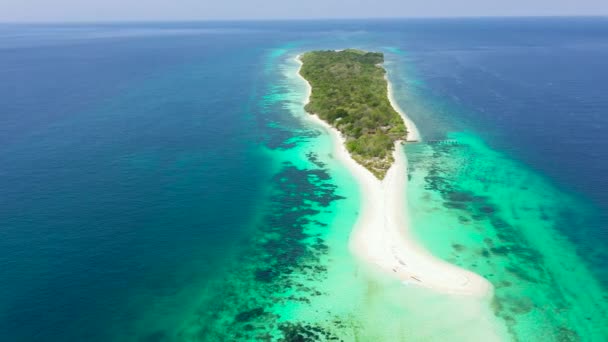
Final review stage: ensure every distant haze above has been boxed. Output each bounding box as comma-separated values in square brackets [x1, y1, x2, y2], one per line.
[1, 0, 607, 22]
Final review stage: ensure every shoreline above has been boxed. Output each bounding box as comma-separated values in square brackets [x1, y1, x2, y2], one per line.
[295, 54, 492, 297]
[386, 74, 420, 142]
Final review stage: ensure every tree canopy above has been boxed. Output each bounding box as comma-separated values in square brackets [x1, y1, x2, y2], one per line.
[299, 49, 407, 179]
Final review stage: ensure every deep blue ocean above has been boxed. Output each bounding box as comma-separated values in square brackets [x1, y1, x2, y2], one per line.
[1, 18, 607, 341]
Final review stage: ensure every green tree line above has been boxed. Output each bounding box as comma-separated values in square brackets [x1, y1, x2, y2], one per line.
[299, 49, 408, 179]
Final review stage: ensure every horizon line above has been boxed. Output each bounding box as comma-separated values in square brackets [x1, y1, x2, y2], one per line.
[0, 14, 606, 25]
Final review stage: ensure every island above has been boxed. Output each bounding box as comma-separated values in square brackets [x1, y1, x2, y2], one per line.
[299, 49, 407, 179]
[296, 49, 494, 299]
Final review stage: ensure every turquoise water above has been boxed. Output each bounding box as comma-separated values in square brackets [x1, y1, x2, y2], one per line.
[406, 135, 607, 340]
[1, 19, 608, 341]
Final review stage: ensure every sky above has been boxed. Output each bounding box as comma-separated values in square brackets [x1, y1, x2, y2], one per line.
[0, 0, 607, 22]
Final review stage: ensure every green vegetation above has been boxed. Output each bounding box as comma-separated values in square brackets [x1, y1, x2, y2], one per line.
[299, 49, 407, 179]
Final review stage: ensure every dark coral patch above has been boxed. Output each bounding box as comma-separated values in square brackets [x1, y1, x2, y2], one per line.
[235, 308, 265, 323]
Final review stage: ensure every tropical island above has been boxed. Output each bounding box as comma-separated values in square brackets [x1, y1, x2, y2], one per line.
[299, 49, 408, 179]
[296, 49, 492, 300]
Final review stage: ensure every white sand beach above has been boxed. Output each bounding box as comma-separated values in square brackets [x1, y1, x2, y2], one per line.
[296, 55, 492, 297]
[386, 75, 420, 142]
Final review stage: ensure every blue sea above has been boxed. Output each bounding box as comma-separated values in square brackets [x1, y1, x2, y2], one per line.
[1, 18, 607, 341]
